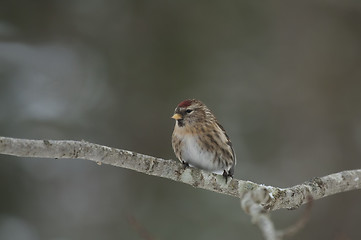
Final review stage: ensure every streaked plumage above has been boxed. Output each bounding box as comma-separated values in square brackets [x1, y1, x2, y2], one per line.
[171, 99, 236, 179]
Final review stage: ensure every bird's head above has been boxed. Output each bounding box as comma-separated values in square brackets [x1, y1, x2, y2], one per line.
[171, 99, 209, 127]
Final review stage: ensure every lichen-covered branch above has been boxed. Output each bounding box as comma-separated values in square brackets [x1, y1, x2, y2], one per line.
[0, 136, 360, 212]
[241, 189, 278, 240]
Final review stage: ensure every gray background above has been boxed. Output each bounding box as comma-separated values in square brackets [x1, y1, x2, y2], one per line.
[0, 1, 360, 239]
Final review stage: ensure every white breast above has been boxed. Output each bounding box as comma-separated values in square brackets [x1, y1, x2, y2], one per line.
[181, 135, 223, 174]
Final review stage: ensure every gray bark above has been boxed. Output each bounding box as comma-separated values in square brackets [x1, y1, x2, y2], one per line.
[1, 136, 360, 212]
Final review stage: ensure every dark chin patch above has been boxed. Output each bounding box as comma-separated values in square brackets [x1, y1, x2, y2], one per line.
[177, 119, 184, 127]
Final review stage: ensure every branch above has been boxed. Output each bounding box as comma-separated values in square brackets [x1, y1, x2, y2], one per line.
[241, 189, 278, 240]
[0, 136, 360, 212]
[241, 189, 313, 240]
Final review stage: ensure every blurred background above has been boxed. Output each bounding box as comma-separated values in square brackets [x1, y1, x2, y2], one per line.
[0, 1, 361, 239]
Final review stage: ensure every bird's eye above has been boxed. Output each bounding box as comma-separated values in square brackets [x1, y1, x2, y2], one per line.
[186, 109, 193, 113]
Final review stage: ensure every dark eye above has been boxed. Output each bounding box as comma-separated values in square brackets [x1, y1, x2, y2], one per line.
[186, 109, 193, 113]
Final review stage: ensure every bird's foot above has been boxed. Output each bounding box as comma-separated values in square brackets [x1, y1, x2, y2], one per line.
[182, 161, 190, 169]
[223, 170, 233, 183]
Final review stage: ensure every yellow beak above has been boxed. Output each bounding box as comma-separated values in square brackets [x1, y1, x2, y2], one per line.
[171, 113, 182, 120]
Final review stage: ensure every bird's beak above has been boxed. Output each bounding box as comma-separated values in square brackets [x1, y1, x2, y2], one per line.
[171, 113, 182, 120]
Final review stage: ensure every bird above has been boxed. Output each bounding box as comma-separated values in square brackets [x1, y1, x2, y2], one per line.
[171, 99, 236, 180]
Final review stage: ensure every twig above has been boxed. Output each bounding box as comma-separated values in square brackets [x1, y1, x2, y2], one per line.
[277, 196, 313, 239]
[127, 214, 156, 240]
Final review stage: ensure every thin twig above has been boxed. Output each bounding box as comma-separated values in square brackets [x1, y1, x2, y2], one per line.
[127, 214, 156, 240]
[277, 196, 313, 239]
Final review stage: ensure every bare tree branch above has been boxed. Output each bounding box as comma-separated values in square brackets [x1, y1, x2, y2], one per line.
[1, 136, 360, 239]
[241, 189, 313, 240]
[241, 189, 278, 240]
[0, 136, 360, 213]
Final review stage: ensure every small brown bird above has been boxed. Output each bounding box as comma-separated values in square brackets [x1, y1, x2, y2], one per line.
[171, 99, 236, 179]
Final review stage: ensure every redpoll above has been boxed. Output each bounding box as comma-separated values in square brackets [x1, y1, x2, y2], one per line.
[171, 99, 236, 180]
